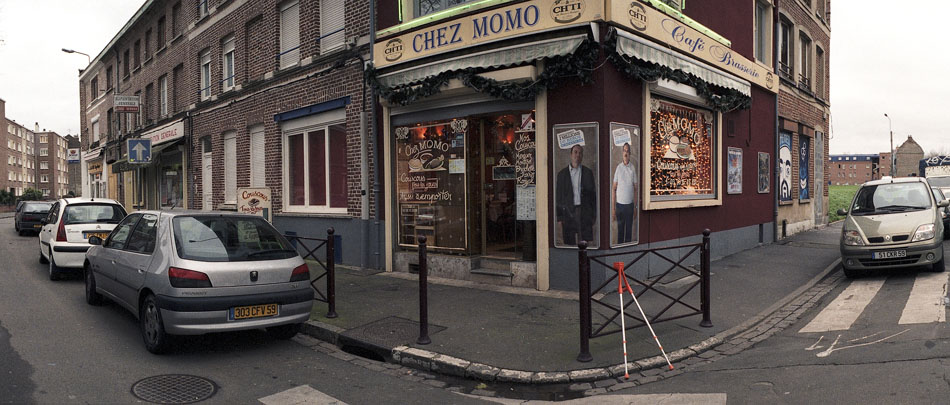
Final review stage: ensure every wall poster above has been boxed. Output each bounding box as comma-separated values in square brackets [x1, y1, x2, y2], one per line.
[395, 120, 468, 250]
[515, 114, 537, 221]
[779, 132, 793, 202]
[553, 122, 599, 248]
[649, 97, 716, 200]
[727, 147, 742, 194]
[799, 135, 810, 201]
[609, 123, 640, 248]
[757, 152, 770, 194]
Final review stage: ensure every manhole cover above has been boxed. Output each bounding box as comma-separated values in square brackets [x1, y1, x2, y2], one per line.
[341, 316, 446, 349]
[131, 374, 217, 404]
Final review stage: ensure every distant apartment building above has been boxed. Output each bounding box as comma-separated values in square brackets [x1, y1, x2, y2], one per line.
[776, 0, 832, 237]
[64, 134, 81, 197]
[829, 154, 877, 185]
[2, 99, 37, 197]
[879, 151, 892, 179]
[35, 131, 70, 199]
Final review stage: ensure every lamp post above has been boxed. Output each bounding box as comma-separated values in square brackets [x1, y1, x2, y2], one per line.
[61, 48, 90, 65]
[884, 113, 894, 177]
[63, 48, 90, 197]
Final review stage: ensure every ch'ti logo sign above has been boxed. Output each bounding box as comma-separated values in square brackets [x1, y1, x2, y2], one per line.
[550, 0, 586, 23]
[384, 38, 404, 62]
[628, 1, 647, 31]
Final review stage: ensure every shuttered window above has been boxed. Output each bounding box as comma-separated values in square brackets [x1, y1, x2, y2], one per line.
[224, 131, 237, 204]
[250, 125, 265, 187]
[200, 50, 211, 100]
[279, 0, 300, 69]
[320, 0, 345, 54]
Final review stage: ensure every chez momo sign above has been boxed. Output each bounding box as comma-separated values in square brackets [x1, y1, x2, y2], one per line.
[374, 0, 602, 68]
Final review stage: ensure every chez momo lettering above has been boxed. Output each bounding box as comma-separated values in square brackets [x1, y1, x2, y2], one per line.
[472, 5, 540, 40]
[403, 139, 450, 157]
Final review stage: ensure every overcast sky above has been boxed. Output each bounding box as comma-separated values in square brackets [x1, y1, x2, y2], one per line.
[0, 1, 945, 156]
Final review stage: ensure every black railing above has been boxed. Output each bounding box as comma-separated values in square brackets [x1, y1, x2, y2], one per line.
[284, 228, 336, 318]
[577, 229, 712, 362]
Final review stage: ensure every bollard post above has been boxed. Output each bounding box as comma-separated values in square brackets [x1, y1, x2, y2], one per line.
[326, 228, 337, 319]
[417, 235, 431, 345]
[577, 240, 592, 362]
[700, 229, 712, 327]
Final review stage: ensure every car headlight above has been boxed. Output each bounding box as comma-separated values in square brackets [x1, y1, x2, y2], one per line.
[843, 230, 864, 246]
[912, 224, 936, 242]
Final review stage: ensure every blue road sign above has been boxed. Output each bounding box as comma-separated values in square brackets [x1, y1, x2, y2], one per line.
[128, 139, 152, 163]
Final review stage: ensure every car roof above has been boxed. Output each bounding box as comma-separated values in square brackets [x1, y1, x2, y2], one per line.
[861, 177, 929, 187]
[133, 209, 262, 218]
[61, 197, 122, 205]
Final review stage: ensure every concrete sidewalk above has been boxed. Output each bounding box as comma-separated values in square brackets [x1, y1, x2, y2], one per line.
[301, 223, 843, 384]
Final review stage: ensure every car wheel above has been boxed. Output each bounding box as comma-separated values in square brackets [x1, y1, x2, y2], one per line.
[85, 266, 103, 306]
[48, 253, 61, 281]
[140, 294, 170, 354]
[932, 256, 946, 273]
[266, 323, 301, 340]
[843, 267, 863, 278]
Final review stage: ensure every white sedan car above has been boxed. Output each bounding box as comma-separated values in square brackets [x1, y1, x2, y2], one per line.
[39, 197, 127, 280]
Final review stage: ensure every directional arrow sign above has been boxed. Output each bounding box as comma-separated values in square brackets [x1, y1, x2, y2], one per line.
[127, 138, 152, 163]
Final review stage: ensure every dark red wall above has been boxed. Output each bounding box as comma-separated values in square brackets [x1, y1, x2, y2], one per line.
[377, 0, 399, 31]
[685, 2, 753, 59]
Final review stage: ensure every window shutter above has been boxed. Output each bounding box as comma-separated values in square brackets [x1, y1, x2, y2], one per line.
[224, 131, 237, 204]
[279, 1, 300, 68]
[321, 0, 345, 54]
[250, 125, 265, 187]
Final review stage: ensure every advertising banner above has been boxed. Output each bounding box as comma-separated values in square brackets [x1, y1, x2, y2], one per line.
[237, 188, 272, 222]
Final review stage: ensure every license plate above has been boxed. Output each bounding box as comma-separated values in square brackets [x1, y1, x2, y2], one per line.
[84, 231, 110, 240]
[872, 250, 906, 260]
[33, 224, 42, 228]
[230, 303, 279, 320]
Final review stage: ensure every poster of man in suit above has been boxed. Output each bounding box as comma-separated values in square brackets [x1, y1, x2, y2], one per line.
[554, 123, 598, 248]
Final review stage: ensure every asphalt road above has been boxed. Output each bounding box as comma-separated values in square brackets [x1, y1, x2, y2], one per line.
[0, 216, 489, 404]
[616, 239, 950, 403]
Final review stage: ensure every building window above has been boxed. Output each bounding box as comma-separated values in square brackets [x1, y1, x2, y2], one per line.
[198, 0, 208, 18]
[90, 77, 99, 101]
[799, 33, 812, 90]
[134, 40, 141, 68]
[320, 0, 345, 54]
[123, 49, 130, 78]
[172, 2, 182, 38]
[106, 66, 113, 90]
[816, 0, 826, 21]
[279, 0, 300, 69]
[40, 134, 48, 144]
[144, 84, 153, 123]
[815, 46, 824, 98]
[779, 18, 793, 79]
[41, 174, 49, 183]
[145, 29, 152, 59]
[222, 35, 235, 91]
[92, 119, 100, 143]
[282, 110, 347, 213]
[159, 75, 168, 116]
[224, 131, 237, 204]
[173, 65, 183, 113]
[415, 0, 477, 17]
[40, 148, 48, 157]
[250, 125, 265, 187]
[157, 17, 166, 48]
[754, 0, 771, 64]
[200, 49, 212, 100]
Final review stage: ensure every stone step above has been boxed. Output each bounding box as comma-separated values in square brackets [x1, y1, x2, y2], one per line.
[470, 267, 513, 277]
[475, 258, 511, 271]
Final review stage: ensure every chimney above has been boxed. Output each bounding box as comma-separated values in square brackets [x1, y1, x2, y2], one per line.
[34, 122, 39, 132]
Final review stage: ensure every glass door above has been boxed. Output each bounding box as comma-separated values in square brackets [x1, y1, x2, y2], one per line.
[480, 113, 524, 258]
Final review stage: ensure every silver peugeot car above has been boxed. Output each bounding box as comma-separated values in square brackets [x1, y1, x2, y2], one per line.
[84, 210, 313, 354]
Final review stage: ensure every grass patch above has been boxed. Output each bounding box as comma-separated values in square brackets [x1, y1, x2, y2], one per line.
[828, 185, 860, 222]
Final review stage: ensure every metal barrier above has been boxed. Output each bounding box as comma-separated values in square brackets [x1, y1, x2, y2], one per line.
[577, 229, 712, 362]
[285, 228, 337, 318]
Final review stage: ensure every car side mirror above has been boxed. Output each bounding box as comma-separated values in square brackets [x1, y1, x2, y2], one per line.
[40, 218, 47, 225]
[836, 208, 848, 216]
[88, 236, 103, 246]
[939, 199, 950, 208]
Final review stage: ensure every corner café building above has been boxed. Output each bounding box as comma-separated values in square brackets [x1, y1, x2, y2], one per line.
[373, 0, 778, 291]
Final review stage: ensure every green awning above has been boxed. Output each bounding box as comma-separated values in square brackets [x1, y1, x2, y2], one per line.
[377, 34, 587, 88]
[615, 31, 751, 96]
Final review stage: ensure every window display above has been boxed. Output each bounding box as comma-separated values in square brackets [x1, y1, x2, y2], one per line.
[649, 98, 716, 200]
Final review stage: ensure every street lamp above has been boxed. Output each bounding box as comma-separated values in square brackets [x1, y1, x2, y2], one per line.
[62, 48, 91, 197]
[884, 113, 894, 177]
[61, 48, 90, 65]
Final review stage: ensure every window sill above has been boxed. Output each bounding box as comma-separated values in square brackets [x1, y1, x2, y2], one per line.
[220, 203, 237, 211]
[779, 200, 794, 206]
[123, 74, 131, 82]
[157, 45, 167, 56]
[171, 34, 184, 45]
[276, 211, 351, 219]
[144, 56, 152, 65]
[133, 66, 141, 74]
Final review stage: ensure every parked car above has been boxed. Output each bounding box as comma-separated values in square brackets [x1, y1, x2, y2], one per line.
[837, 177, 947, 278]
[14, 201, 52, 235]
[927, 175, 950, 198]
[932, 187, 950, 240]
[38, 198, 127, 280]
[84, 211, 313, 354]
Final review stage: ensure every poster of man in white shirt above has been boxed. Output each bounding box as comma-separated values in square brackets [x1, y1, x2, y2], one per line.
[610, 123, 640, 247]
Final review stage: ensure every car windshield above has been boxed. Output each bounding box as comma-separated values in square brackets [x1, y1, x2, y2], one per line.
[63, 204, 127, 225]
[928, 176, 950, 188]
[850, 182, 932, 215]
[933, 188, 946, 201]
[172, 215, 297, 262]
[24, 202, 52, 213]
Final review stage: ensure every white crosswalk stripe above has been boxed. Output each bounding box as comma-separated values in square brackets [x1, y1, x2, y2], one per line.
[259, 385, 347, 405]
[471, 393, 727, 404]
[800, 272, 950, 333]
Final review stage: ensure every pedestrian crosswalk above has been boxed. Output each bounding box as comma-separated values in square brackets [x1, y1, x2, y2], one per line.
[800, 272, 950, 333]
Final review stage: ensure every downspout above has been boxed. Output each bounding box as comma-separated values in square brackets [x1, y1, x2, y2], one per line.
[772, 1, 780, 242]
[370, 0, 382, 270]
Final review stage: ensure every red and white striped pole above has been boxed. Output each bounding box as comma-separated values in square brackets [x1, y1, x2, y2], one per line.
[614, 261, 673, 379]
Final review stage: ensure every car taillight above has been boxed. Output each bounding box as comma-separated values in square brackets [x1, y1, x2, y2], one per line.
[56, 220, 67, 242]
[168, 267, 212, 288]
[290, 264, 310, 282]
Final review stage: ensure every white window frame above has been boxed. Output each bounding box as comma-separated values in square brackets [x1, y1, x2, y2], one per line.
[40, 161, 48, 170]
[222, 35, 235, 91]
[778, 17, 793, 77]
[320, 0, 345, 54]
[200, 50, 212, 100]
[198, 0, 209, 18]
[41, 174, 49, 183]
[753, 0, 772, 65]
[799, 32, 812, 90]
[224, 131, 237, 204]
[40, 148, 48, 157]
[249, 124, 265, 187]
[280, 108, 347, 214]
[159, 75, 168, 116]
[279, 0, 301, 69]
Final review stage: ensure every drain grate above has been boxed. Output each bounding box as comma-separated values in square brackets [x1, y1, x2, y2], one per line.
[131, 374, 217, 404]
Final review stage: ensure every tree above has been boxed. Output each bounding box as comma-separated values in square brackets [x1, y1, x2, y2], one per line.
[19, 188, 44, 201]
[0, 189, 11, 205]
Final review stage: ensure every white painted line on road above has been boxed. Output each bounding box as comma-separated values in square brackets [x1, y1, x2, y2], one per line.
[799, 278, 886, 333]
[259, 385, 347, 405]
[466, 392, 727, 404]
[898, 272, 949, 325]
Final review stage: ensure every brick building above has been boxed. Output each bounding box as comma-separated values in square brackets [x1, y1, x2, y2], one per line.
[895, 135, 924, 177]
[78, 0, 379, 267]
[2, 99, 37, 197]
[775, 0, 831, 237]
[374, 0, 779, 290]
[64, 135, 82, 197]
[35, 131, 70, 199]
[828, 154, 876, 185]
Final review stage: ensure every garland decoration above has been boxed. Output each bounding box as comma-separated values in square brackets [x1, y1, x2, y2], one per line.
[366, 40, 600, 106]
[603, 30, 751, 112]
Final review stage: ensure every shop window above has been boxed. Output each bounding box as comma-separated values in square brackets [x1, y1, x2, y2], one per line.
[282, 111, 347, 213]
[646, 96, 718, 207]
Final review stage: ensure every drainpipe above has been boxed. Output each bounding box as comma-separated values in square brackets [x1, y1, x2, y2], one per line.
[772, 2, 780, 242]
[370, 0, 382, 270]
